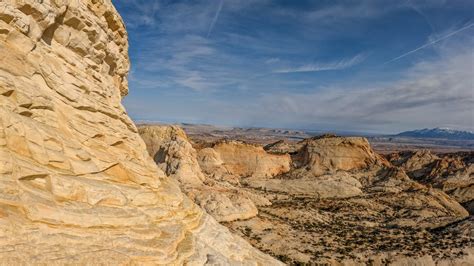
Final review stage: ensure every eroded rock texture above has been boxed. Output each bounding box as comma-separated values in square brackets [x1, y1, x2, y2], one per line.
[139, 125, 264, 223]
[388, 150, 474, 214]
[202, 140, 291, 180]
[0, 1, 281, 264]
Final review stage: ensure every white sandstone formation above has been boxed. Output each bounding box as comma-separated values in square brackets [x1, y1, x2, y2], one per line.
[139, 125, 260, 222]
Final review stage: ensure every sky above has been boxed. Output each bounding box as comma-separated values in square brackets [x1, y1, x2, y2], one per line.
[112, 0, 474, 134]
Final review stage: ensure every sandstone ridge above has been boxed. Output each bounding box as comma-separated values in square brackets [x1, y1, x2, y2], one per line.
[0, 1, 281, 264]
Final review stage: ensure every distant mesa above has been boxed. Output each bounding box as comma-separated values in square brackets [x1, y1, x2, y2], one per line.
[396, 128, 474, 140]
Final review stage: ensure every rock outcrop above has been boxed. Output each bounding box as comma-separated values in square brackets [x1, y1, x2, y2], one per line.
[246, 136, 389, 198]
[140, 125, 206, 186]
[139, 125, 261, 222]
[200, 140, 291, 180]
[390, 151, 473, 199]
[388, 150, 474, 214]
[296, 136, 390, 176]
[0, 1, 281, 264]
[264, 139, 301, 154]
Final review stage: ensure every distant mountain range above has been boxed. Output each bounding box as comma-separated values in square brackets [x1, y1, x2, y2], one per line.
[396, 128, 474, 140]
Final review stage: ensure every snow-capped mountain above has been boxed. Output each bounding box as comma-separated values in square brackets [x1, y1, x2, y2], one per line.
[396, 128, 474, 140]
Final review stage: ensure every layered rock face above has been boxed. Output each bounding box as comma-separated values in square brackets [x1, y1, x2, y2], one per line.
[0, 1, 281, 264]
[141, 127, 472, 265]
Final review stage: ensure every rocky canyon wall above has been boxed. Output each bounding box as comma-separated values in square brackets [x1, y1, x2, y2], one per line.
[0, 1, 280, 264]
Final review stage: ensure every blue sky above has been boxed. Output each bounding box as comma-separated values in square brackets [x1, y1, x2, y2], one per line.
[113, 0, 473, 134]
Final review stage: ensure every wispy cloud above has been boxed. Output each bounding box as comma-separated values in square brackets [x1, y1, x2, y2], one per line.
[115, 0, 160, 28]
[175, 71, 214, 92]
[265, 57, 280, 64]
[127, 42, 474, 133]
[297, 1, 405, 23]
[207, 0, 224, 38]
[274, 54, 366, 73]
[259, 43, 474, 132]
[115, 0, 474, 132]
[384, 22, 473, 64]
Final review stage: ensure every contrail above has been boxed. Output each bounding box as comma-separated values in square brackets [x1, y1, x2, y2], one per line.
[384, 23, 474, 65]
[207, 0, 224, 38]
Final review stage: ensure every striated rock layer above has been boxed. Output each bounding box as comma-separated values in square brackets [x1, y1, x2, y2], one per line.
[0, 1, 281, 264]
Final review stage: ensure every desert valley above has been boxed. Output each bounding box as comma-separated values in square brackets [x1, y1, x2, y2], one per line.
[138, 124, 473, 264]
[0, 0, 473, 265]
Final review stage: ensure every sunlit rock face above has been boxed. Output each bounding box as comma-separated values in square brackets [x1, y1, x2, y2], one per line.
[0, 1, 281, 264]
[203, 140, 292, 180]
[139, 125, 262, 223]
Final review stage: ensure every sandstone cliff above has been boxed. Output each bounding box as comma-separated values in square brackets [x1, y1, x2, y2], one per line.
[0, 1, 281, 264]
